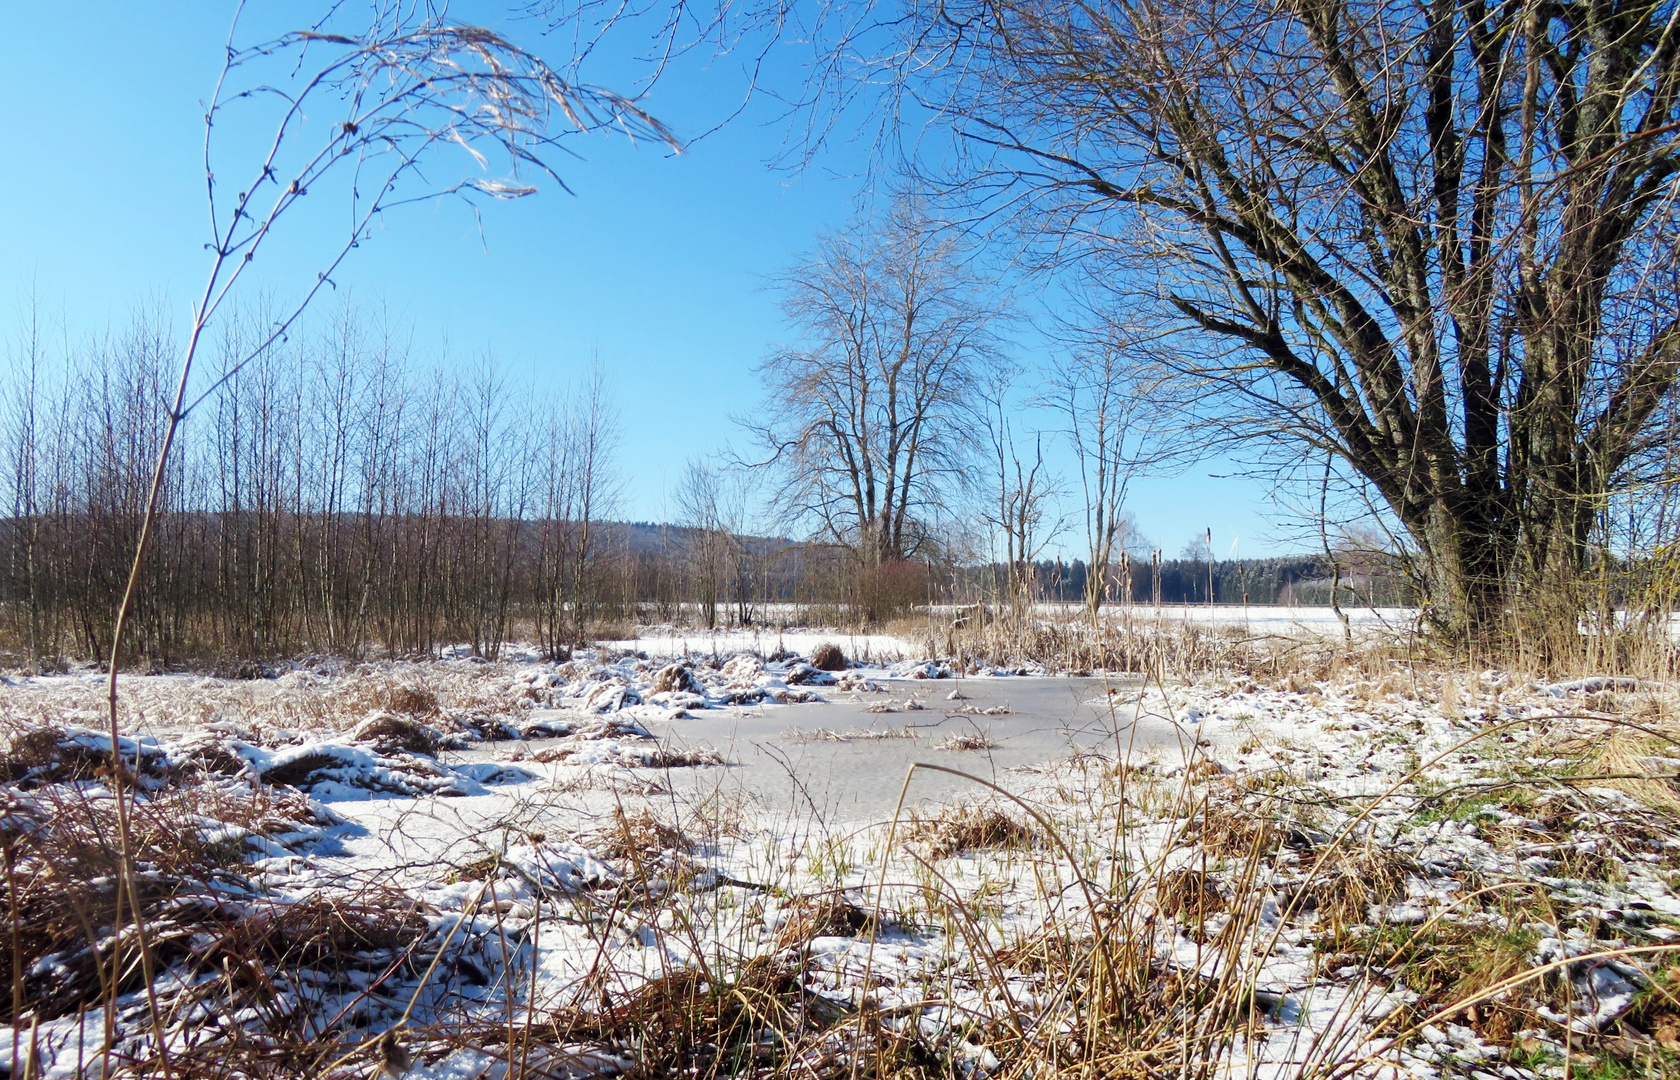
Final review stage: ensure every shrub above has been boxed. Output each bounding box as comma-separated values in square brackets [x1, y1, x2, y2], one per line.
[851, 559, 930, 624]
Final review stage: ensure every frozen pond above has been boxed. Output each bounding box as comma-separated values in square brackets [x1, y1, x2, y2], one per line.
[510, 674, 1180, 824]
[345, 674, 1182, 875]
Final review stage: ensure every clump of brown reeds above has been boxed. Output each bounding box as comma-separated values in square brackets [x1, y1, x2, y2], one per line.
[933, 731, 996, 752]
[351, 712, 445, 755]
[773, 891, 880, 949]
[1280, 841, 1416, 925]
[783, 726, 917, 743]
[652, 663, 704, 694]
[1186, 792, 1281, 856]
[0, 773, 411, 1030]
[810, 642, 848, 671]
[912, 805, 1038, 858]
[550, 956, 941, 1080]
[335, 676, 444, 720]
[0, 726, 174, 790]
[591, 806, 697, 863]
[1154, 867, 1224, 919]
[533, 743, 724, 767]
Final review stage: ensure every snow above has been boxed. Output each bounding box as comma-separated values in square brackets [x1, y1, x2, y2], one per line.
[601, 627, 922, 663]
[4, 629, 1679, 1077]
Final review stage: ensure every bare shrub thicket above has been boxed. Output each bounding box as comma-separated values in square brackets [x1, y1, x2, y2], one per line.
[973, 364, 1065, 608]
[0, 306, 617, 665]
[675, 460, 762, 630]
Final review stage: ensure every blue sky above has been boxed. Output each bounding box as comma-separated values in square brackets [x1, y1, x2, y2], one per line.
[2, 2, 1295, 559]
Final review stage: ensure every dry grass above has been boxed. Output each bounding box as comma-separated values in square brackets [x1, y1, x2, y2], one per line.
[1282, 841, 1415, 924]
[652, 663, 704, 694]
[810, 642, 847, 671]
[8, 634, 1680, 1078]
[928, 611, 1265, 678]
[1367, 917, 1553, 1048]
[0, 773, 398, 1027]
[350, 712, 445, 755]
[1186, 792, 1282, 856]
[932, 730, 996, 751]
[0, 726, 169, 789]
[533, 744, 724, 767]
[1578, 724, 1680, 812]
[591, 807, 697, 863]
[911, 805, 1038, 858]
[773, 891, 880, 949]
[1154, 867, 1224, 918]
[783, 726, 917, 743]
[550, 957, 941, 1080]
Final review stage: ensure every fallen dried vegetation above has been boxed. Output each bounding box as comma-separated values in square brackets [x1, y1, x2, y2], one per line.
[2, 630, 1680, 1078]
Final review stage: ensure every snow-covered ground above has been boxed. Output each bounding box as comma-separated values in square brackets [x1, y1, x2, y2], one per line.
[1, 633, 1675, 1078]
[598, 626, 924, 663]
[1072, 601, 1417, 630]
[614, 607, 1419, 652]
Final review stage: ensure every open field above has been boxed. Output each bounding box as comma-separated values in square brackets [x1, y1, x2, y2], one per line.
[2, 625, 1680, 1078]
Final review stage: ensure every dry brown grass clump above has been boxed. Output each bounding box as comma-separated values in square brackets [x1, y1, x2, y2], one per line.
[382, 684, 441, 716]
[1283, 842, 1415, 924]
[1155, 867, 1224, 919]
[933, 731, 996, 752]
[1187, 795, 1281, 856]
[1576, 725, 1680, 812]
[0, 781, 383, 1023]
[533, 743, 724, 768]
[934, 613, 1246, 678]
[784, 726, 917, 743]
[351, 712, 444, 755]
[0, 726, 174, 789]
[913, 805, 1039, 858]
[652, 663, 704, 694]
[810, 642, 847, 671]
[591, 807, 697, 863]
[551, 957, 940, 1080]
[333, 677, 443, 720]
[774, 892, 879, 949]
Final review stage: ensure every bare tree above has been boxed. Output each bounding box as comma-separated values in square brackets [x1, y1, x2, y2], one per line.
[102, 3, 672, 678]
[675, 457, 765, 628]
[3, 297, 49, 669]
[1052, 338, 1173, 618]
[534, 368, 619, 654]
[840, 0, 1680, 641]
[975, 365, 1064, 604]
[676, 458, 732, 629]
[749, 201, 1000, 568]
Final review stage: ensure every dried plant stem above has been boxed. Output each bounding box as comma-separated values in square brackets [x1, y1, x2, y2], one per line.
[98, 273, 201, 1080]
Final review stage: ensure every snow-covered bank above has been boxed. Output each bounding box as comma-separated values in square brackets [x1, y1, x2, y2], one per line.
[598, 627, 923, 664]
[2, 639, 1678, 1078]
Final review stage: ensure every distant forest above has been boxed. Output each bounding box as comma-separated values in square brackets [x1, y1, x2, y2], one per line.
[0, 503, 1407, 668]
[957, 553, 1416, 608]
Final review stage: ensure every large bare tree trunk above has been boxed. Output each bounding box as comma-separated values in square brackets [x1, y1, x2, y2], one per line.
[873, 0, 1680, 642]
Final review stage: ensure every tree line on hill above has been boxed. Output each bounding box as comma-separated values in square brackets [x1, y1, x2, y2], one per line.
[979, 555, 1416, 608]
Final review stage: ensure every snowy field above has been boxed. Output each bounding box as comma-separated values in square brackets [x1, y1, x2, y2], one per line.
[0, 632, 1675, 1077]
[1060, 601, 1417, 631]
[604, 607, 1418, 664]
